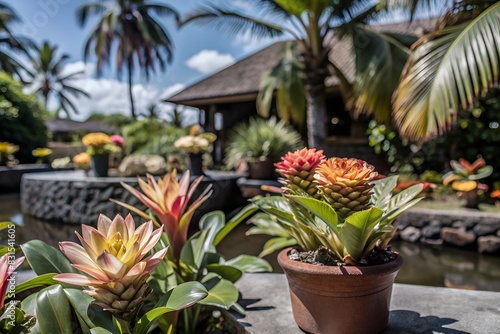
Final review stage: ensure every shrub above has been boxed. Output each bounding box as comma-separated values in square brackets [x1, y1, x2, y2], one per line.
[0, 72, 47, 163]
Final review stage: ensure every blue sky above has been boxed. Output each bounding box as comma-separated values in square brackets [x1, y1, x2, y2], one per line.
[9, 0, 275, 120]
[9, 1, 446, 121]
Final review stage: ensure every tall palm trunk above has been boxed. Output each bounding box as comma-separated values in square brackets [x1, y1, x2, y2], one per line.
[305, 88, 327, 149]
[302, 50, 329, 149]
[127, 60, 136, 119]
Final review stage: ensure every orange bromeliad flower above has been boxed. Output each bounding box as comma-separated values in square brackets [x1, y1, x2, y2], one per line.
[275, 148, 325, 198]
[314, 157, 378, 219]
[113, 170, 212, 260]
[54, 214, 167, 320]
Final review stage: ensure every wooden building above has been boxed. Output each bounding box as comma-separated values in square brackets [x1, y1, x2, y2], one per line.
[167, 19, 437, 169]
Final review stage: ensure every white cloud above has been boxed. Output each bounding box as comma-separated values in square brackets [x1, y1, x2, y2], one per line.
[186, 50, 235, 74]
[46, 62, 192, 122]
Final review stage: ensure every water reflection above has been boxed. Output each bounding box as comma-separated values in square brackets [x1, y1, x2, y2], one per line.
[2, 194, 500, 292]
[392, 240, 500, 292]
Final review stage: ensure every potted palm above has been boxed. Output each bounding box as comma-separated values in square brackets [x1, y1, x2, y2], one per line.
[225, 117, 302, 180]
[248, 148, 424, 334]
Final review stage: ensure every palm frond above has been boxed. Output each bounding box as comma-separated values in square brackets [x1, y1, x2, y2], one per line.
[140, 3, 180, 24]
[182, 6, 284, 39]
[76, 2, 109, 26]
[249, 0, 291, 20]
[352, 25, 413, 123]
[256, 41, 306, 129]
[392, 2, 500, 141]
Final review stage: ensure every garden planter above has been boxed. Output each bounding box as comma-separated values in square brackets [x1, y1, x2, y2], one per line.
[91, 154, 109, 177]
[248, 158, 274, 180]
[278, 248, 403, 334]
[188, 153, 204, 175]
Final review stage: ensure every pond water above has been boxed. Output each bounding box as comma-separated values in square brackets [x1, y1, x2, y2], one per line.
[1, 194, 500, 292]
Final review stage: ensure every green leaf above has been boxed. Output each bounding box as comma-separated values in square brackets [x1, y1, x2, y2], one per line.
[383, 183, 423, 222]
[64, 288, 116, 333]
[353, 25, 412, 123]
[469, 165, 493, 180]
[247, 214, 289, 237]
[21, 292, 40, 334]
[15, 273, 57, 295]
[90, 328, 115, 334]
[136, 281, 208, 334]
[198, 276, 239, 309]
[214, 203, 259, 246]
[21, 240, 79, 275]
[223, 255, 272, 273]
[288, 196, 339, 233]
[36, 285, 73, 334]
[370, 175, 398, 209]
[206, 264, 243, 283]
[339, 208, 383, 261]
[393, 2, 500, 141]
[259, 237, 297, 258]
[0, 222, 14, 230]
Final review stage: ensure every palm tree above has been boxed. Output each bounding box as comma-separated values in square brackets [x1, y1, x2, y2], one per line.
[0, 2, 32, 76]
[24, 41, 90, 118]
[183, 1, 417, 148]
[77, 0, 179, 119]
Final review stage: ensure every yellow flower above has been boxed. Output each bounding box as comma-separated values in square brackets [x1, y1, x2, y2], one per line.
[82, 132, 111, 147]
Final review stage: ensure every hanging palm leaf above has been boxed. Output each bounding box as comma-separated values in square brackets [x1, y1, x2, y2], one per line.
[392, 2, 500, 141]
[352, 25, 417, 123]
[256, 41, 306, 130]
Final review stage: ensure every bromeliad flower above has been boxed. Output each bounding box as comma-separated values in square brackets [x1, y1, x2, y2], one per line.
[0, 254, 24, 310]
[314, 157, 378, 219]
[275, 148, 325, 198]
[112, 170, 212, 259]
[443, 158, 493, 192]
[54, 214, 167, 320]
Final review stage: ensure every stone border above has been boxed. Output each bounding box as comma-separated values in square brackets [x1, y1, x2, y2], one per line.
[395, 207, 500, 254]
[20, 170, 246, 226]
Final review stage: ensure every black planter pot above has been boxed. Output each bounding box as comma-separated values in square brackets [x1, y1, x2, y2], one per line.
[188, 153, 204, 175]
[91, 154, 109, 177]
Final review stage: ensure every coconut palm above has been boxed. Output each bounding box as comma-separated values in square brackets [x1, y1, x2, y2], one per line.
[77, 0, 179, 119]
[0, 2, 32, 76]
[183, 1, 419, 148]
[387, 0, 500, 141]
[24, 41, 89, 118]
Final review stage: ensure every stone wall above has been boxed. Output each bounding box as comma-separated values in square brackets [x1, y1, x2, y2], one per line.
[395, 207, 500, 254]
[21, 170, 245, 227]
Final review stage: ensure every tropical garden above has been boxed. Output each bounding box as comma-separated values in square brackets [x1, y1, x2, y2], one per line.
[0, 0, 499, 333]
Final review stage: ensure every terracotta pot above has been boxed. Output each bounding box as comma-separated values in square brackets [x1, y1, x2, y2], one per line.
[278, 248, 403, 334]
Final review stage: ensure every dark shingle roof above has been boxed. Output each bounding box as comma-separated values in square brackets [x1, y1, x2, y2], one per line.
[168, 18, 439, 106]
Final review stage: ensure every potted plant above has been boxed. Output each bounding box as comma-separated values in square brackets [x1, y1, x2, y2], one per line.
[0, 142, 19, 166]
[82, 132, 121, 177]
[225, 117, 302, 180]
[174, 126, 216, 175]
[442, 158, 493, 208]
[245, 148, 424, 334]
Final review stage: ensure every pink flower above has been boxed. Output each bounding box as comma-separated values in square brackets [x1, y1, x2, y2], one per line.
[0, 254, 24, 309]
[110, 135, 124, 148]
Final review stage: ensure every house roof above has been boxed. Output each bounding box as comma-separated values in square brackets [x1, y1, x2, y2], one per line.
[167, 18, 439, 107]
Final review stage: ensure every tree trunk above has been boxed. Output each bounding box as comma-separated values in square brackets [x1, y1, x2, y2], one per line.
[305, 88, 328, 149]
[127, 62, 136, 119]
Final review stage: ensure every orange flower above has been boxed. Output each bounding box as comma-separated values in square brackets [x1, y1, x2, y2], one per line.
[314, 158, 378, 218]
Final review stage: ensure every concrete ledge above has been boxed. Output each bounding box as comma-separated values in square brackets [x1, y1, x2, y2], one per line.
[234, 273, 500, 334]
